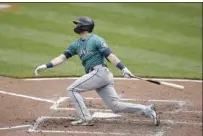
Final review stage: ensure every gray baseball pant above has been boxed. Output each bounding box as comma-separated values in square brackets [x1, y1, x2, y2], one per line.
[67, 65, 148, 121]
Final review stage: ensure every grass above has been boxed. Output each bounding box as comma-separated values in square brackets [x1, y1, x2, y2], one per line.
[0, 3, 202, 79]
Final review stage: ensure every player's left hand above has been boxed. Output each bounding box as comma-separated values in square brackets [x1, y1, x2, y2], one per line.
[122, 67, 134, 78]
[34, 64, 47, 76]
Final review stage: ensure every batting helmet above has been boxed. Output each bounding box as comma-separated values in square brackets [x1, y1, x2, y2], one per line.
[73, 16, 95, 34]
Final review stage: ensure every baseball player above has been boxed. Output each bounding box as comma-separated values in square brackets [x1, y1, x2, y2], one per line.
[35, 16, 160, 126]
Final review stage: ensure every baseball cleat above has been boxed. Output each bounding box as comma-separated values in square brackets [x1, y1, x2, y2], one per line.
[71, 119, 94, 126]
[148, 104, 160, 126]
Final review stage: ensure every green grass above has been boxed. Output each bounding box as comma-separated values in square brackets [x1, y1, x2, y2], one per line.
[0, 3, 202, 79]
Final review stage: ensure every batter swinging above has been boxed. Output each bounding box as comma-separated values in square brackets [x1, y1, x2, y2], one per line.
[35, 16, 160, 126]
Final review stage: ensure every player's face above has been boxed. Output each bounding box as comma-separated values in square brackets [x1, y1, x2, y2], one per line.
[80, 31, 89, 39]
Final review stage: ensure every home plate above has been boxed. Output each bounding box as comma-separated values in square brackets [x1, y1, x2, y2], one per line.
[92, 112, 121, 118]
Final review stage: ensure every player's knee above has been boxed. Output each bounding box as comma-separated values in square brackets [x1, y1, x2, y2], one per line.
[67, 86, 73, 92]
[67, 86, 74, 96]
[67, 85, 80, 97]
[67, 84, 79, 92]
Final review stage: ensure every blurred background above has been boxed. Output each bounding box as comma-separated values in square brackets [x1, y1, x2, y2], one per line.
[0, 3, 202, 79]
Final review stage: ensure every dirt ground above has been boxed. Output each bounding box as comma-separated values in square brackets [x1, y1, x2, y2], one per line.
[0, 76, 202, 136]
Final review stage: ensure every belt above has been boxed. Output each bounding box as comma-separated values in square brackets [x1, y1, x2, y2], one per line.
[88, 64, 107, 73]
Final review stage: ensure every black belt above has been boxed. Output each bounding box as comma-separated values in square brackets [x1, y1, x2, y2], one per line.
[88, 64, 107, 73]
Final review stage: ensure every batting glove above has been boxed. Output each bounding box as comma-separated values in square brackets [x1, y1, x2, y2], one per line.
[122, 67, 134, 78]
[34, 64, 47, 76]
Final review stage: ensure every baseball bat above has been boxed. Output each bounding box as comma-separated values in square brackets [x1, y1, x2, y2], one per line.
[131, 76, 184, 90]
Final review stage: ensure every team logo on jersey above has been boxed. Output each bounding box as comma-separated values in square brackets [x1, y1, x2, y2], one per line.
[101, 41, 108, 48]
[79, 49, 93, 57]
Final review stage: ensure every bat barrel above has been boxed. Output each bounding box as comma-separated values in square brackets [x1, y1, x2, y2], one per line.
[132, 76, 184, 90]
[160, 81, 184, 90]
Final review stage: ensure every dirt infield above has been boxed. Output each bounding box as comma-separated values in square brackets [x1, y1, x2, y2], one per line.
[0, 76, 202, 136]
[0, 3, 19, 12]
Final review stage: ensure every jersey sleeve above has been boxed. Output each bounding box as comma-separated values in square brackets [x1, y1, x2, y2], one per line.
[63, 42, 77, 58]
[96, 38, 112, 57]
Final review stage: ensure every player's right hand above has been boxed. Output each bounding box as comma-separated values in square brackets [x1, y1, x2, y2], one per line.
[34, 64, 47, 76]
[122, 67, 134, 78]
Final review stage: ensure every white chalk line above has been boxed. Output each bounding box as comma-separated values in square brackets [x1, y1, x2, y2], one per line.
[0, 125, 31, 130]
[49, 97, 67, 110]
[50, 97, 191, 114]
[0, 90, 194, 118]
[28, 116, 202, 134]
[0, 91, 200, 122]
[0, 90, 55, 104]
[154, 130, 166, 136]
[153, 126, 171, 136]
[28, 116, 45, 132]
[0, 90, 186, 106]
[30, 129, 129, 135]
[50, 97, 202, 114]
[164, 120, 202, 126]
[49, 97, 202, 126]
[104, 118, 202, 126]
[85, 97, 186, 103]
[26, 116, 202, 135]
[51, 107, 202, 114]
[54, 96, 187, 104]
[26, 116, 165, 135]
[41, 116, 203, 126]
[27, 116, 129, 135]
[23, 77, 202, 82]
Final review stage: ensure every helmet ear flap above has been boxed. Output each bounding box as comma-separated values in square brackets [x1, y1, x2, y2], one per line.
[74, 24, 89, 34]
[79, 25, 89, 31]
[88, 24, 94, 32]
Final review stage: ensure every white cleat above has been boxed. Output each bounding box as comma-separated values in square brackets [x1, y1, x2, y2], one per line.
[71, 119, 94, 126]
[148, 104, 160, 126]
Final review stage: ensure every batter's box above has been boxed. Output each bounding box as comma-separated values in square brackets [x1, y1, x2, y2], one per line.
[50, 97, 187, 114]
[27, 116, 170, 136]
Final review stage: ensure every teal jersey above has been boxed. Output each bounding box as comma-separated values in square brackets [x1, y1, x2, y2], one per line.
[65, 34, 110, 73]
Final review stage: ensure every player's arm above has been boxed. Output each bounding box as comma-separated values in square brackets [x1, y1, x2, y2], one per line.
[97, 40, 134, 77]
[46, 51, 73, 68]
[106, 53, 134, 77]
[34, 54, 68, 76]
[34, 42, 76, 76]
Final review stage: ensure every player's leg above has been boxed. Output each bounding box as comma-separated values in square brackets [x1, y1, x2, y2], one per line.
[96, 85, 147, 115]
[67, 67, 112, 125]
[96, 82, 160, 126]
